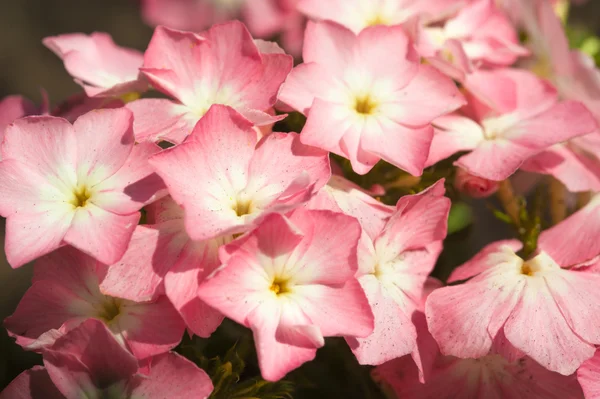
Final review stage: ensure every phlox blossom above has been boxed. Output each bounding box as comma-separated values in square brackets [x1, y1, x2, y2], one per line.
[149, 105, 331, 241]
[0, 108, 165, 267]
[427, 68, 598, 181]
[43, 32, 147, 98]
[426, 233, 600, 375]
[280, 21, 465, 175]
[128, 21, 292, 143]
[197, 209, 374, 381]
[0, 319, 212, 399]
[4, 247, 185, 361]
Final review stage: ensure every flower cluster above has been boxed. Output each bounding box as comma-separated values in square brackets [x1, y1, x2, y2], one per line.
[1, 0, 600, 398]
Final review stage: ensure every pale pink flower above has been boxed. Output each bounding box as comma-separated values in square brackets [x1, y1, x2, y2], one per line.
[0, 109, 165, 267]
[149, 105, 331, 241]
[51, 93, 125, 124]
[297, 0, 463, 34]
[0, 319, 212, 399]
[420, 0, 527, 69]
[344, 181, 450, 366]
[197, 209, 374, 381]
[426, 230, 600, 375]
[427, 68, 597, 181]
[100, 196, 231, 338]
[279, 21, 465, 175]
[4, 247, 185, 360]
[454, 167, 499, 198]
[374, 315, 583, 399]
[43, 33, 147, 98]
[578, 350, 600, 399]
[128, 21, 293, 144]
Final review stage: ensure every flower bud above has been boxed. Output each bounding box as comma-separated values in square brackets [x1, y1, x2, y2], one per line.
[454, 168, 498, 198]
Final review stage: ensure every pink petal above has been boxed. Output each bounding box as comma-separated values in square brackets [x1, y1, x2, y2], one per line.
[2, 116, 77, 190]
[578, 350, 600, 399]
[3, 204, 73, 268]
[279, 63, 337, 114]
[149, 105, 256, 241]
[63, 204, 139, 265]
[503, 275, 596, 375]
[299, 98, 352, 153]
[538, 197, 600, 267]
[126, 98, 196, 144]
[426, 268, 525, 359]
[72, 108, 134, 185]
[303, 21, 356, 74]
[292, 279, 374, 338]
[0, 366, 63, 399]
[90, 141, 166, 215]
[129, 352, 214, 398]
[382, 64, 466, 127]
[347, 275, 416, 365]
[117, 296, 185, 360]
[448, 240, 523, 283]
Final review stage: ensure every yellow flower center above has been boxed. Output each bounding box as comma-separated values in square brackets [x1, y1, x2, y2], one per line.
[354, 94, 378, 116]
[70, 185, 92, 208]
[98, 297, 123, 323]
[270, 277, 292, 296]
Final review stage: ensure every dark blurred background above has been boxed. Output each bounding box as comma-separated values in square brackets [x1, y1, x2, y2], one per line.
[1, 0, 600, 393]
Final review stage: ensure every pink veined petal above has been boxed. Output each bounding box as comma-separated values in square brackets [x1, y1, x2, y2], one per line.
[279, 63, 340, 114]
[448, 240, 523, 283]
[340, 122, 382, 175]
[164, 241, 225, 338]
[544, 269, 600, 346]
[90, 141, 166, 215]
[503, 275, 596, 375]
[383, 64, 466, 127]
[299, 98, 353, 153]
[149, 105, 256, 241]
[454, 138, 538, 181]
[2, 116, 77, 192]
[116, 296, 185, 360]
[128, 352, 214, 399]
[346, 275, 416, 365]
[99, 223, 184, 302]
[73, 108, 134, 185]
[537, 196, 600, 266]
[426, 267, 525, 359]
[44, 319, 138, 397]
[356, 25, 418, 87]
[302, 21, 357, 74]
[291, 279, 374, 338]
[126, 98, 196, 144]
[246, 132, 330, 208]
[521, 144, 600, 192]
[0, 366, 64, 399]
[360, 119, 433, 177]
[375, 180, 450, 258]
[506, 101, 598, 149]
[426, 114, 484, 167]
[63, 204, 139, 265]
[0, 96, 40, 155]
[275, 300, 325, 348]
[578, 350, 600, 399]
[248, 301, 317, 382]
[142, 26, 205, 101]
[284, 209, 361, 285]
[3, 203, 73, 268]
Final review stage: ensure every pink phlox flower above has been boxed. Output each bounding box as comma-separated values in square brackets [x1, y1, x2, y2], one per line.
[197, 208, 374, 381]
[4, 247, 185, 361]
[149, 104, 331, 242]
[280, 21, 465, 175]
[128, 21, 293, 144]
[0, 108, 166, 267]
[427, 68, 598, 181]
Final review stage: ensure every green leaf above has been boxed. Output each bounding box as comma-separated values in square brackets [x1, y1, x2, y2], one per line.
[447, 202, 473, 235]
